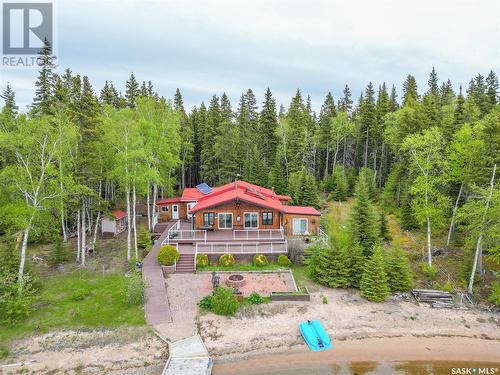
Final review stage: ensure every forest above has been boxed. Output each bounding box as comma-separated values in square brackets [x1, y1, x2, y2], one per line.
[0, 43, 499, 323]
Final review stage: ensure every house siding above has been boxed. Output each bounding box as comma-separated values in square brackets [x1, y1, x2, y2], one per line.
[194, 201, 281, 230]
[158, 202, 188, 221]
[282, 213, 320, 235]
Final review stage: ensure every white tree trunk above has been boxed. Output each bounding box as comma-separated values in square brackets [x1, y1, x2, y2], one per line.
[425, 181, 432, 266]
[363, 127, 369, 168]
[81, 203, 86, 266]
[60, 198, 67, 242]
[446, 182, 464, 247]
[468, 164, 496, 294]
[152, 183, 158, 232]
[18, 224, 31, 289]
[132, 184, 138, 259]
[92, 212, 100, 249]
[332, 139, 340, 171]
[324, 144, 329, 178]
[146, 184, 151, 231]
[126, 185, 131, 260]
[77, 210, 81, 262]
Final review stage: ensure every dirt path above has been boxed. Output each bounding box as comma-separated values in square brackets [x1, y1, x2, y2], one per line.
[198, 285, 500, 362]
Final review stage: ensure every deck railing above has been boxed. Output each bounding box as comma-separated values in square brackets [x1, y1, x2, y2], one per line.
[196, 241, 287, 254]
[165, 230, 207, 243]
[233, 228, 284, 240]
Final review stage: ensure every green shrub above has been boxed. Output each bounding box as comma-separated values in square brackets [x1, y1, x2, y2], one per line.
[70, 289, 91, 301]
[277, 255, 293, 267]
[125, 271, 144, 306]
[322, 296, 328, 304]
[138, 227, 152, 250]
[198, 295, 213, 309]
[157, 245, 179, 266]
[253, 254, 269, 267]
[196, 254, 209, 268]
[211, 287, 239, 315]
[247, 292, 264, 305]
[442, 282, 453, 293]
[489, 282, 500, 306]
[421, 263, 438, 281]
[48, 240, 70, 266]
[219, 254, 235, 267]
[0, 244, 35, 325]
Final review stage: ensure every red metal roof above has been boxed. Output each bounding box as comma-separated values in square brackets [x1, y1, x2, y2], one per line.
[283, 206, 321, 216]
[181, 188, 204, 201]
[112, 210, 127, 220]
[157, 197, 183, 205]
[189, 180, 319, 215]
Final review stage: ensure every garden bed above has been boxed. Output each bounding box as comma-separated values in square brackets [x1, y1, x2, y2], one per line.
[270, 286, 311, 301]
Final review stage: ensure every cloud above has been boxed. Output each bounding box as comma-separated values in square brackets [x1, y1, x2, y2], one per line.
[1, 0, 499, 112]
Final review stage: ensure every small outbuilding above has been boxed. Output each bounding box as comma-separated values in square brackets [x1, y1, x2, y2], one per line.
[101, 210, 128, 238]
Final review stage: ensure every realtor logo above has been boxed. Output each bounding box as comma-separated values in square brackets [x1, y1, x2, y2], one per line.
[2, 2, 53, 54]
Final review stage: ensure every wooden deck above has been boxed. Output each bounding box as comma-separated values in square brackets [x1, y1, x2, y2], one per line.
[158, 220, 287, 254]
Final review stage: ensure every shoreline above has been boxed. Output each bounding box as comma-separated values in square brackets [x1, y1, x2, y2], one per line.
[211, 336, 500, 374]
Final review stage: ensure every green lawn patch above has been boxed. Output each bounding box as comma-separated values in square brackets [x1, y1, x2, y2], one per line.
[0, 270, 145, 354]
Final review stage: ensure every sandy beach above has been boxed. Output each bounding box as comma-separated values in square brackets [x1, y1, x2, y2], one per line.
[212, 336, 500, 374]
[199, 284, 500, 363]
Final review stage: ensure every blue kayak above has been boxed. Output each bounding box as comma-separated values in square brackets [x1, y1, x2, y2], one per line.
[299, 320, 332, 351]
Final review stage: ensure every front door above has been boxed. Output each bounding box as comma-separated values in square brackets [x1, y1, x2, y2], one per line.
[244, 212, 259, 228]
[172, 204, 179, 220]
[187, 202, 196, 219]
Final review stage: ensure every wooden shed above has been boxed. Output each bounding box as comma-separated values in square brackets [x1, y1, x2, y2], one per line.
[101, 210, 128, 238]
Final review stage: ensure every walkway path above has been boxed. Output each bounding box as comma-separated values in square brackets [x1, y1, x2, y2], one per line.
[143, 221, 175, 328]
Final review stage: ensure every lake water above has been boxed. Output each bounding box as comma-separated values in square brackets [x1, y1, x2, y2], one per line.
[212, 361, 500, 375]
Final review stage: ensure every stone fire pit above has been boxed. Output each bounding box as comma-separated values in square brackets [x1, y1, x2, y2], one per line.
[225, 274, 246, 288]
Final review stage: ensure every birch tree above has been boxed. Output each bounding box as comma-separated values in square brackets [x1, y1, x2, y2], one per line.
[444, 123, 485, 246]
[402, 127, 450, 266]
[0, 116, 61, 286]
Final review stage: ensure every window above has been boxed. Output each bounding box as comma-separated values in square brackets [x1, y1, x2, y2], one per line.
[262, 212, 273, 225]
[292, 218, 309, 235]
[218, 213, 233, 229]
[203, 212, 214, 226]
[244, 212, 259, 228]
[161, 206, 168, 212]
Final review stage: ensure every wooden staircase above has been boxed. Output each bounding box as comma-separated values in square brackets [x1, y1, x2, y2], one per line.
[176, 253, 196, 273]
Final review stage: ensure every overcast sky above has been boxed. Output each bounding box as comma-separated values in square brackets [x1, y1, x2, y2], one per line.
[1, 0, 499, 113]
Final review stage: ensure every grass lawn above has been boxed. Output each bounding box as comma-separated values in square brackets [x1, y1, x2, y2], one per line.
[0, 269, 145, 356]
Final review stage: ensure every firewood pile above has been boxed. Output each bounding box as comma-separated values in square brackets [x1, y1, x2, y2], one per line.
[411, 289, 454, 308]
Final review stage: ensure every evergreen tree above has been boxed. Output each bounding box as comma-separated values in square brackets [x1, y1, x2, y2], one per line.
[259, 88, 279, 166]
[349, 243, 365, 288]
[100, 81, 116, 105]
[359, 82, 376, 168]
[360, 245, 390, 302]
[318, 92, 337, 178]
[388, 84, 399, 112]
[1, 83, 18, 120]
[32, 39, 57, 116]
[268, 153, 288, 194]
[125, 73, 139, 108]
[327, 166, 349, 201]
[339, 84, 353, 114]
[174, 88, 193, 189]
[440, 79, 455, 106]
[243, 144, 268, 186]
[201, 95, 221, 184]
[385, 245, 413, 292]
[427, 67, 439, 98]
[349, 173, 380, 257]
[485, 70, 499, 111]
[286, 89, 307, 173]
[307, 209, 351, 288]
[301, 170, 320, 208]
[402, 74, 419, 106]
